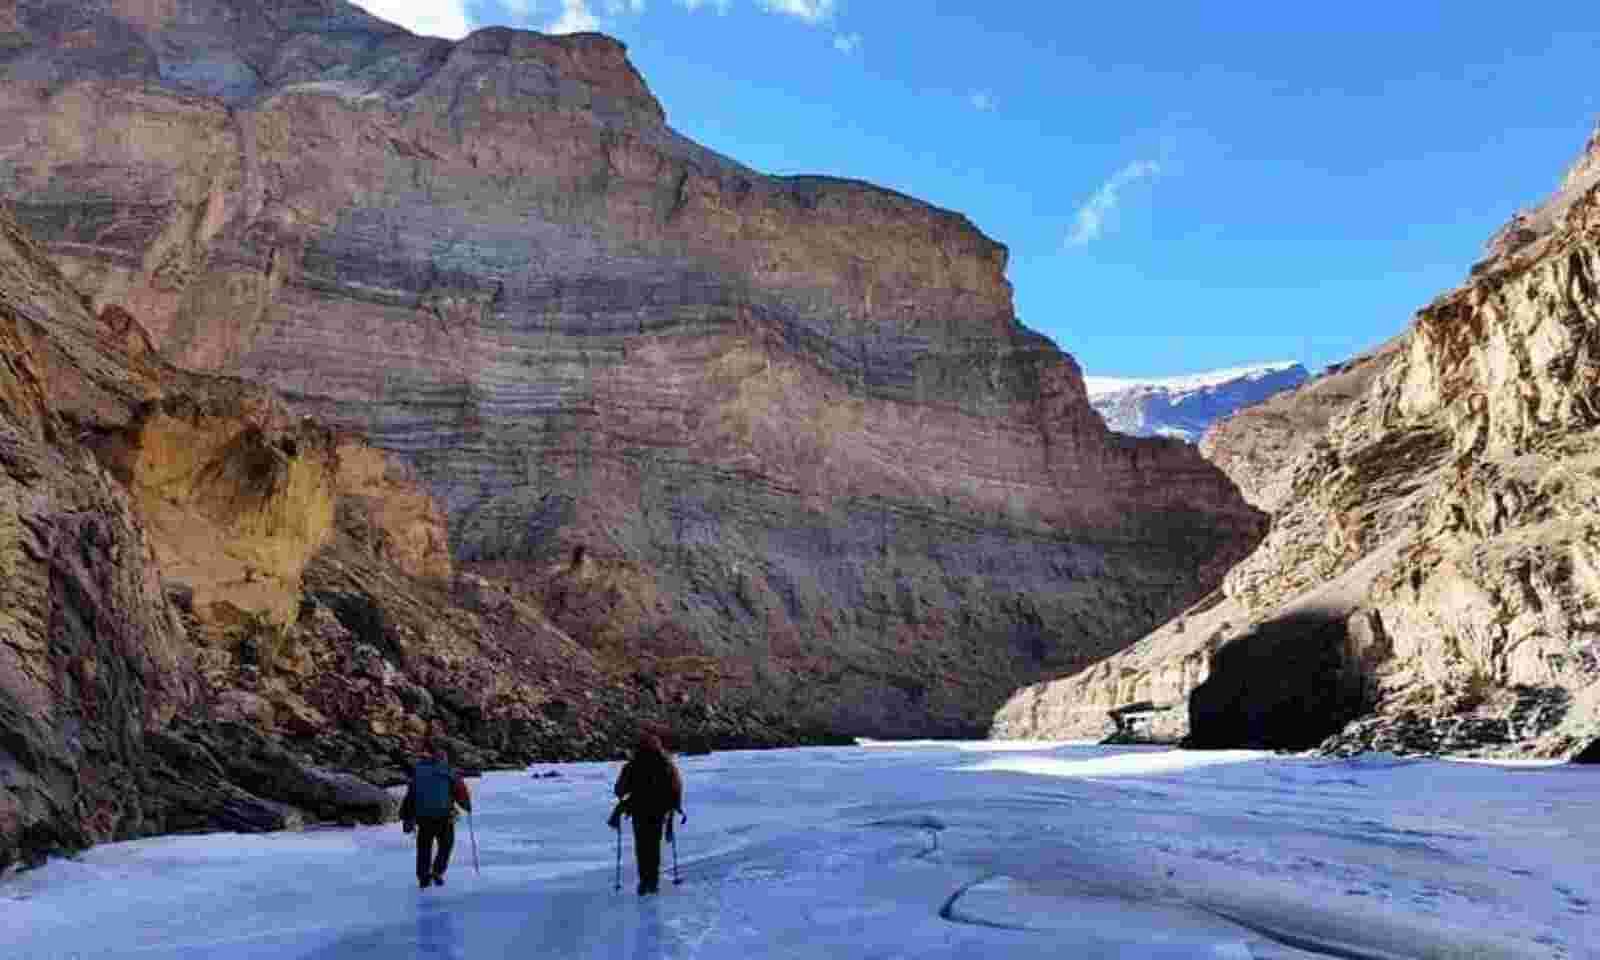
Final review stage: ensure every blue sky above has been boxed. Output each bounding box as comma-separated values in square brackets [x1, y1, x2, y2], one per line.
[357, 2, 1600, 378]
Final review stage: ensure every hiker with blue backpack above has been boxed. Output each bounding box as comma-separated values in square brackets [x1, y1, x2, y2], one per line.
[400, 737, 473, 889]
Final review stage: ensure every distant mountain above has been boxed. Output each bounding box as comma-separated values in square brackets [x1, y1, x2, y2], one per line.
[1086, 362, 1310, 442]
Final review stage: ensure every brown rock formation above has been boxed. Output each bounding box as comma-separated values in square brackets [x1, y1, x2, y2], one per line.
[0, 0, 1264, 741]
[0, 197, 445, 868]
[1, 199, 192, 868]
[996, 125, 1600, 760]
[0, 194, 848, 870]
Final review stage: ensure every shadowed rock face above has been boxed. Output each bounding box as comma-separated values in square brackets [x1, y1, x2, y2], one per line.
[997, 124, 1600, 759]
[1184, 612, 1371, 750]
[0, 0, 1265, 738]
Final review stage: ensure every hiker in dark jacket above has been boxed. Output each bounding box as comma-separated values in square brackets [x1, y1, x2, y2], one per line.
[400, 738, 472, 889]
[611, 732, 685, 895]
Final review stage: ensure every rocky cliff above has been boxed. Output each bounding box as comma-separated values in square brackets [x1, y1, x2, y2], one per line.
[995, 125, 1600, 760]
[1197, 346, 1402, 513]
[1087, 362, 1309, 444]
[1, 194, 858, 872]
[0, 0, 1264, 748]
[0, 198, 408, 870]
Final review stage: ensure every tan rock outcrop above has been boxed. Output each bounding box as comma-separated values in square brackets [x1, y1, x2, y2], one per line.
[0, 0, 1265, 738]
[1198, 341, 1405, 513]
[332, 439, 451, 583]
[997, 125, 1600, 759]
[0, 194, 459, 866]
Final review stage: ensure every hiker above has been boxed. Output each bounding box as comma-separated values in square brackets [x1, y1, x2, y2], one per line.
[610, 732, 685, 895]
[401, 737, 472, 889]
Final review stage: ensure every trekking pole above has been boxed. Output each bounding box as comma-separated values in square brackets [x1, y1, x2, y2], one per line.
[614, 824, 623, 893]
[671, 821, 681, 886]
[468, 810, 481, 877]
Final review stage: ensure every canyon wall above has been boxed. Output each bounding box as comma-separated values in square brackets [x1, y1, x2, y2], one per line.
[0, 0, 1264, 741]
[0, 198, 413, 870]
[1, 196, 849, 871]
[995, 128, 1600, 759]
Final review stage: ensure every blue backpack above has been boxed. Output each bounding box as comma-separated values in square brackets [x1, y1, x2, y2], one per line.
[413, 760, 456, 818]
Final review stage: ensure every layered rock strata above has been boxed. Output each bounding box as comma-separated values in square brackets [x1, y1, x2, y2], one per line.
[0, 0, 1264, 739]
[0, 196, 844, 871]
[996, 127, 1600, 759]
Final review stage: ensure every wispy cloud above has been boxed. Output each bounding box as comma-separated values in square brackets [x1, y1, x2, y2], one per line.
[354, 0, 474, 39]
[1065, 158, 1164, 249]
[968, 90, 997, 112]
[548, 0, 601, 32]
[359, 0, 853, 48]
[759, 0, 835, 24]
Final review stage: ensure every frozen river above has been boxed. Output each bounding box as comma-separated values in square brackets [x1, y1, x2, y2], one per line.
[3, 742, 1596, 958]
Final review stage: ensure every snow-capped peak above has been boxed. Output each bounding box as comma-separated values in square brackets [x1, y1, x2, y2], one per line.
[1085, 360, 1310, 443]
[1083, 361, 1303, 399]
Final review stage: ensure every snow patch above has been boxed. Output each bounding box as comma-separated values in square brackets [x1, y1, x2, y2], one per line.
[965, 748, 1267, 778]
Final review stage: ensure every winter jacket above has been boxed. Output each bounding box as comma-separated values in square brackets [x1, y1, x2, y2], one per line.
[401, 759, 472, 825]
[613, 747, 683, 819]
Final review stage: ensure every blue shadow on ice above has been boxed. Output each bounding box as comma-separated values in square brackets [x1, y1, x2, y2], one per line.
[417, 901, 462, 959]
[302, 880, 690, 959]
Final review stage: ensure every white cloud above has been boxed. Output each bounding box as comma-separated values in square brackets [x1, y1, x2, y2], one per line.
[606, 0, 646, 12]
[834, 32, 861, 54]
[679, 0, 732, 9]
[353, 0, 474, 39]
[1066, 158, 1163, 248]
[547, 0, 601, 32]
[760, 0, 835, 24]
[968, 90, 998, 112]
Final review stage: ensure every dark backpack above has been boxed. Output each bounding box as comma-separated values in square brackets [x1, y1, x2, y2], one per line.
[413, 760, 456, 818]
[626, 753, 678, 816]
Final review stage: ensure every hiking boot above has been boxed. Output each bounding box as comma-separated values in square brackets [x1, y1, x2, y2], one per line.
[433, 872, 446, 887]
[419, 876, 431, 889]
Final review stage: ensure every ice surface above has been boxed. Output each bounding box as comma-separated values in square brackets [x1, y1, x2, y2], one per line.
[3, 743, 1596, 959]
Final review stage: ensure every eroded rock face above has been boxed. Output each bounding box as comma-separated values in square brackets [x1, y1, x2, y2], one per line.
[0, 0, 1265, 738]
[996, 127, 1600, 759]
[1198, 344, 1404, 513]
[0, 193, 848, 869]
[0, 199, 192, 870]
[0, 196, 458, 868]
